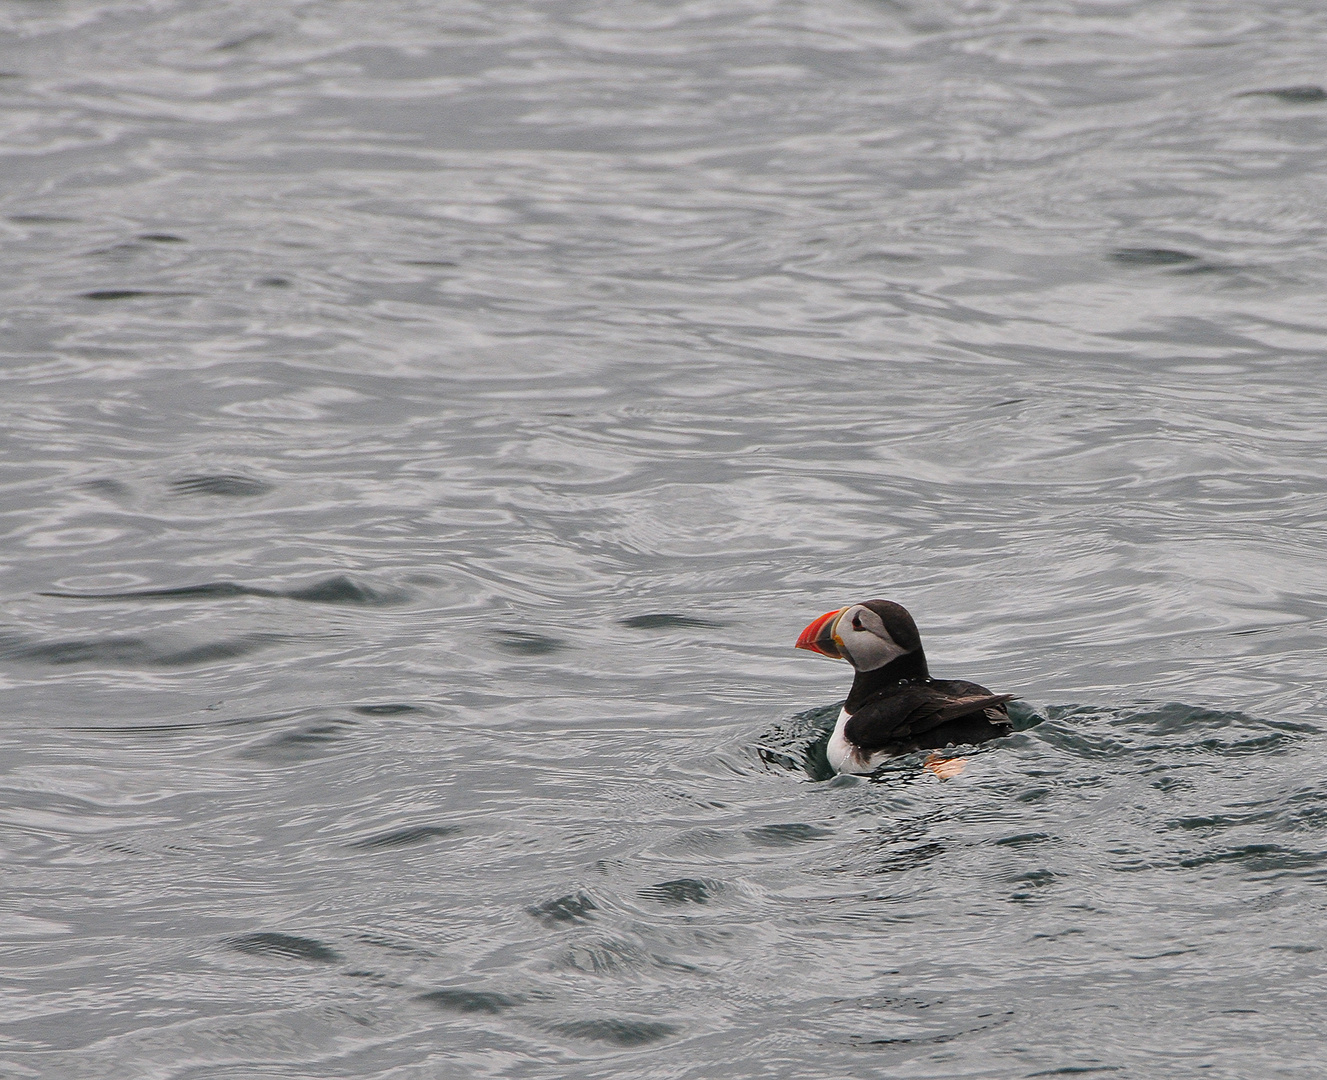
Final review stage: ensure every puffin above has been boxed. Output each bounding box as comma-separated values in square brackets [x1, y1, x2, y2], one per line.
[795, 600, 1013, 775]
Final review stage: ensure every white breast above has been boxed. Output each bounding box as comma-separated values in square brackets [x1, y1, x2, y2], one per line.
[826, 706, 891, 775]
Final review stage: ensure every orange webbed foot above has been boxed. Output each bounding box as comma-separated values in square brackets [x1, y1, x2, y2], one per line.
[922, 753, 968, 780]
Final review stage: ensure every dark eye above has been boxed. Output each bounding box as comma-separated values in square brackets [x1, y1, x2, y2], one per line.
[851, 614, 863, 631]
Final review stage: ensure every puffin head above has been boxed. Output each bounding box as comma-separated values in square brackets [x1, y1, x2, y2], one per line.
[795, 599, 924, 672]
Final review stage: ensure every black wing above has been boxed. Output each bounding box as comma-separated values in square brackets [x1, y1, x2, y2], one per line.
[843, 679, 1014, 754]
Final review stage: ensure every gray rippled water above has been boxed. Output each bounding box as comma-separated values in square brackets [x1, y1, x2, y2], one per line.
[2, 0, 1326, 1076]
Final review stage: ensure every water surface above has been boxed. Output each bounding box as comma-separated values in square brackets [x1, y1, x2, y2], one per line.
[2, 0, 1326, 1076]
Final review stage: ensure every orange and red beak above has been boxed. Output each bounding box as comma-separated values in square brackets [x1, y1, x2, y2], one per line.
[795, 607, 846, 659]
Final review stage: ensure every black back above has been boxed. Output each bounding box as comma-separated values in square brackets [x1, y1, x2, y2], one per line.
[845, 678, 1013, 754]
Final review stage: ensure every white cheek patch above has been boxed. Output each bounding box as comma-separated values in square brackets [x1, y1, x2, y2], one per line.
[841, 614, 908, 671]
[854, 634, 906, 671]
[874, 634, 908, 665]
